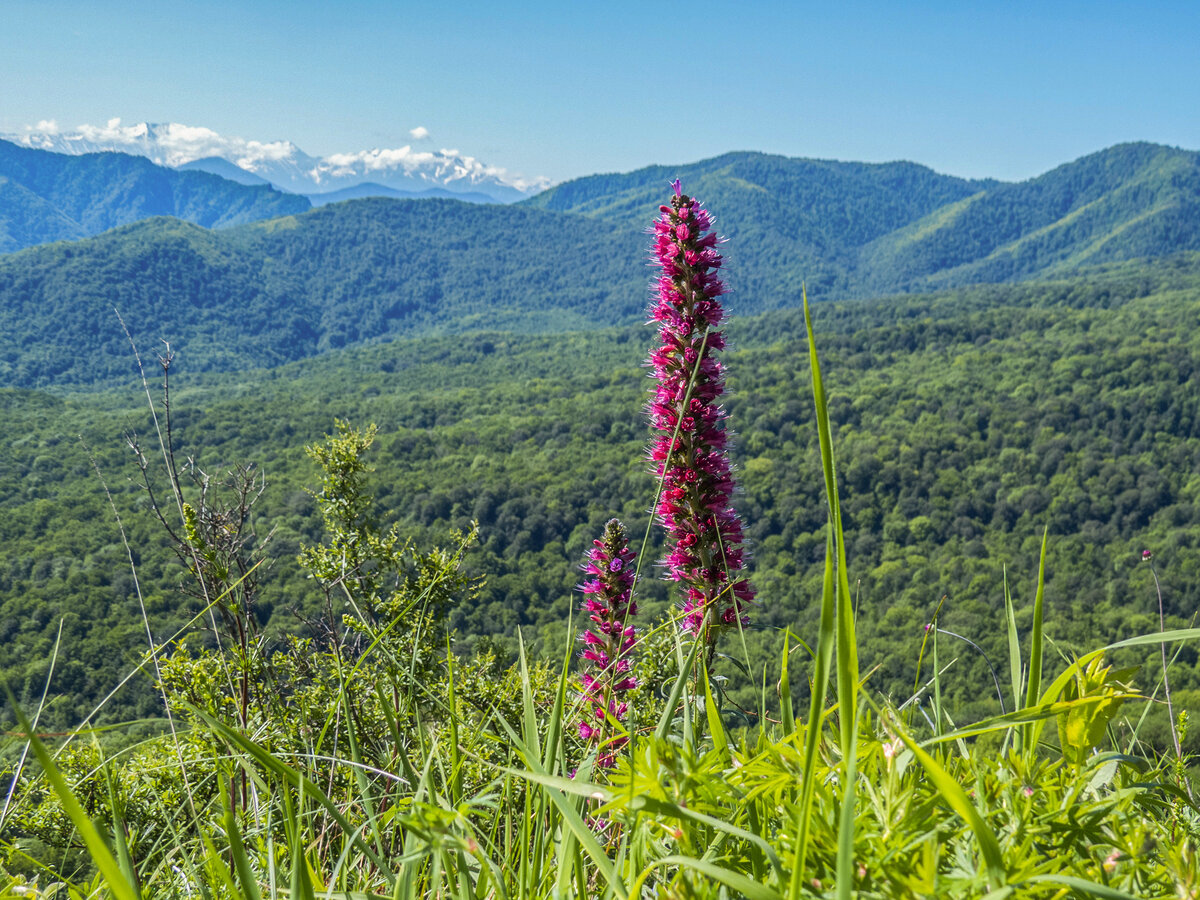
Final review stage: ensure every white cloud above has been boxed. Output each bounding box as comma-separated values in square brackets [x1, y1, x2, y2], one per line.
[325, 146, 431, 176]
[75, 118, 149, 146]
[11, 117, 300, 169]
[409, 125, 430, 141]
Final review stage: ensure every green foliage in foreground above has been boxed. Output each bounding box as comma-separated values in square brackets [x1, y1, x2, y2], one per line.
[3, 309, 1199, 897]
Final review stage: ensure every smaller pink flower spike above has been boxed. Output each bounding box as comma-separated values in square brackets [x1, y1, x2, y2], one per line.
[574, 518, 638, 767]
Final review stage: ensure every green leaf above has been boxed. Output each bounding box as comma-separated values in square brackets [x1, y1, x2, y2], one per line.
[631, 854, 783, 900]
[1023, 528, 1049, 749]
[702, 658, 730, 763]
[789, 531, 836, 899]
[891, 720, 1007, 887]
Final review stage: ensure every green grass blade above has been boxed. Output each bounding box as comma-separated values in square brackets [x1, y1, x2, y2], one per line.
[516, 631, 542, 763]
[836, 706, 859, 900]
[223, 787, 264, 900]
[552, 828, 579, 900]
[654, 631, 706, 742]
[630, 855, 783, 900]
[803, 288, 859, 751]
[501, 767, 611, 801]
[932, 618, 943, 737]
[702, 659, 730, 763]
[1022, 528, 1049, 748]
[1003, 566, 1022, 712]
[202, 830, 243, 899]
[283, 782, 317, 900]
[551, 635, 582, 900]
[101, 756, 141, 897]
[1023, 874, 1152, 898]
[543, 621, 575, 774]
[779, 633, 795, 738]
[445, 642, 464, 804]
[917, 697, 1135, 746]
[788, 533, 836, 899]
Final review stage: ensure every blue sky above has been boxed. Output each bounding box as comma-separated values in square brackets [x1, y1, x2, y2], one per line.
[3, 0, 1198, 185]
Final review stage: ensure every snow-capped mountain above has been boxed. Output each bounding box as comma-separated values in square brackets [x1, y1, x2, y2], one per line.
[6, 119, 550, 202]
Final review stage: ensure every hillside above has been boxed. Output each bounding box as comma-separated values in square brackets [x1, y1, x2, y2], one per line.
[0, 139, 311, 253]
[0, 199, 644, 388]
[305, 182, 498, 206]
[523, 150, 992, 299]
[3, 143, 1199, 390]
[527, 143, 1200, 297]
[859, 142, 1200, 292]
[2, 258, 1199, 727]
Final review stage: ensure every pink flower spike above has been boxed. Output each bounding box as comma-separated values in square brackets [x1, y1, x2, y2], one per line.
[643, 182, 754, 646]
[574, 519, 639, 769]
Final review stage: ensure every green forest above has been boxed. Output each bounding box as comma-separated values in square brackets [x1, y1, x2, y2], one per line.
[3, 254, 1199, 741]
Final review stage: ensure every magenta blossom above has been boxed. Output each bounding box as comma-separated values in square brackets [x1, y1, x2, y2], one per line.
[647, 183, 755, 640]
[576, 518, 638, 768]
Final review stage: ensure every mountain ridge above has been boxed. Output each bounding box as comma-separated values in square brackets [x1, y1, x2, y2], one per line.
[0, 138, 311, 252]
[2, 140, 1199, 389]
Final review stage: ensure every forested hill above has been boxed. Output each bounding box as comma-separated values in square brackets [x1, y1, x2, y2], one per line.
[0, 139, 310, 253]
[0, 199, 645, 388]
[526, 143, 1200, 296]
[2, 142, 1199, 390]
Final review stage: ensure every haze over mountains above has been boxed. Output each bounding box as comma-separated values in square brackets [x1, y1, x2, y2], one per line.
[1, 138, 1198, 388]
[5, 119, 547, 202]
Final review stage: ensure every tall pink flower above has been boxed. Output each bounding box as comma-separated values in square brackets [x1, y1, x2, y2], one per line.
[577, 518, 638, 768]
[647, 180, 755, 641]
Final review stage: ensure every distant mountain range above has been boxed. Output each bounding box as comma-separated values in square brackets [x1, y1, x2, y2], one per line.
[304, 182, 499, 207]
[0, 138, 511, 253]
[176, 156, 499, 205]
[1, 140, 1199, 388]
[0, 138, 310, 252]
[4, 120, 547, 202]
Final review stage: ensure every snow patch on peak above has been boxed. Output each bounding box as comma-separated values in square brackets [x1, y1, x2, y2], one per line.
[4, 118, 550, 201]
